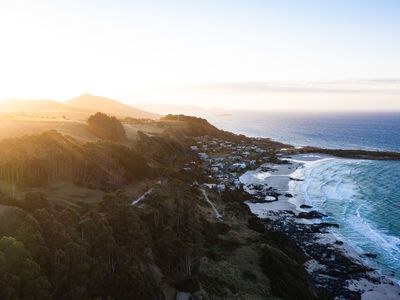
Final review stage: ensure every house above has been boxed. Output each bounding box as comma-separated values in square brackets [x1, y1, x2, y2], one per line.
[233, 179, 242, 189]
[229, 155, 242, 161]
[211, 167, 220, 173]
[198, 153, 208, 160]
[230, 163, 247, 171]
[211, 163, 224, 169]
[213, 156, 224, 162]
[216, 184, 226, 192]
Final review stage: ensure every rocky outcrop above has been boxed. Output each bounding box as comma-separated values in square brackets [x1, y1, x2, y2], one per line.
[297, 210, 327, 219]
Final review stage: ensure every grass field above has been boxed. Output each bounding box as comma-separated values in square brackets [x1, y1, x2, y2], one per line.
[0, 117, 98, 141]
[0, 116, 170, 142]
[0, 181, 105, 208]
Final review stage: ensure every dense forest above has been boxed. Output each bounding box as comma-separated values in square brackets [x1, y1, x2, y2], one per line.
[0, 131, 153, 189]
[0, 184, 207, 299]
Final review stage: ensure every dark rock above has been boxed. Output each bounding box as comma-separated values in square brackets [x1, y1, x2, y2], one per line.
[268, 191, 282, 197]
[297, 210, 327, 219]
[300, 204, 313, 209]
[309, 223, 339, 233]
[365, 253, 378, 259]
[252, 184, 264, 191]
[284, 193, 294, 198]
[260, 201, 381, 299]
[289, 177, 304, 181]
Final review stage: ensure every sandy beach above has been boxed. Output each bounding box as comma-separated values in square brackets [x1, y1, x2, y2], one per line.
[239, 153, 335, 215]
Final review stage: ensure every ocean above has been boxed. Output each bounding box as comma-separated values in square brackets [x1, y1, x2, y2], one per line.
[204, 111, 400, 283]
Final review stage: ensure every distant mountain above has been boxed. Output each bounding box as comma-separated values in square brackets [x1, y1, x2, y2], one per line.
[64, 94, 160, 119]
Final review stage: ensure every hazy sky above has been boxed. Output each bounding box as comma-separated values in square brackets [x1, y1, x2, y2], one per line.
[0, 0, 400, 111]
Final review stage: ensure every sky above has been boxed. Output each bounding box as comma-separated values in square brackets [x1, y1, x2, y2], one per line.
[0, 0, 400, 111]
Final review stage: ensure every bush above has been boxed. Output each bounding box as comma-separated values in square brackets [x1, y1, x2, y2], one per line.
[247, 216, 266, 233]
[110, 144, 152, 181]
[21, 192, 50, 211]
[259, 246, 315, 300]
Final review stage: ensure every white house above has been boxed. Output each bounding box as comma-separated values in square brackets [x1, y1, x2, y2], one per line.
[216, 184, 226, 192]
[198, 153, 208, 160]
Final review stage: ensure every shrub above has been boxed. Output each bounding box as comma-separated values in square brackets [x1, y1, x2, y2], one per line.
[259, 246, 315, 300]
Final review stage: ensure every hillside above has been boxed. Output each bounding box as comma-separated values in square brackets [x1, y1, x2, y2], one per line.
[1, 99, 65, 111]
[64, 94, 160, 119]
[3, 113, 397, 298]
[0, 119, 315, 300]
[0, 95, 159, 120]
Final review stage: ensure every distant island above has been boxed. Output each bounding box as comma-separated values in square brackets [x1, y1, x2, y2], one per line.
[215, 113, 233, 117]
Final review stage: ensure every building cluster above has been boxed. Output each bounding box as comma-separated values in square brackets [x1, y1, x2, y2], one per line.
[186, 136, 270, 192]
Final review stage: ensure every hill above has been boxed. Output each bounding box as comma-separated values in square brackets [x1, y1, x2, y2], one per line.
[0, 95, 160, 120]
[0, 99, 75, 112]
[0, 123, 315, 300]
[64, 94, 160, 119]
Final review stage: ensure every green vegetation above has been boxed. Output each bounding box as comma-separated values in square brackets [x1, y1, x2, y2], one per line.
[161, 114, 291, 150]
[161, 114, 248, 142]
[88, 112, 126, 141]
[0, 130, 158, 190]
[0, 181, 208, 299]
[0, 116, 318, 299]
[259, 245, 315, 300]
[259, 231, 316, 300]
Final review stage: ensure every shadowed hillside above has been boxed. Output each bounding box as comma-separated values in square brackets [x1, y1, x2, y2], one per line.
[0, 120, 317, 300]
[0, 131, 153, 189]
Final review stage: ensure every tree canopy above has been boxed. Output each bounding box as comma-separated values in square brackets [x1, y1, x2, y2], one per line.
[88, 112, 126, 141]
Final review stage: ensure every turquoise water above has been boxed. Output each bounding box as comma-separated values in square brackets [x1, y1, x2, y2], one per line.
[294, 158, 400, 282]
[204, 112, 400, 282]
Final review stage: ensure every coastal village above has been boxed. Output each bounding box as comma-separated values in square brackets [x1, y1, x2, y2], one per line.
[180, 134, 400, 300]
[185, 136, 273, 192]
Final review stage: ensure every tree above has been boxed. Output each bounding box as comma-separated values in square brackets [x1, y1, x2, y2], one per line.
[0, 237, 52, 300]
[21, 192, 50, 212]
[87, 113, 126, 141]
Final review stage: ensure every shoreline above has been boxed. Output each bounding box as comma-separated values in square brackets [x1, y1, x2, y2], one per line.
[239, 153, 336, 215]
[239, 153, 400, 299]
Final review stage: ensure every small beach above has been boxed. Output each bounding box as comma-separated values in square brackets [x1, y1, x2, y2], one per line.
[239, 153, 335, 214]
